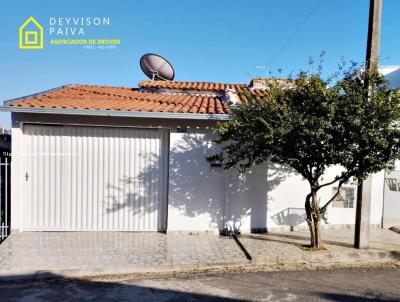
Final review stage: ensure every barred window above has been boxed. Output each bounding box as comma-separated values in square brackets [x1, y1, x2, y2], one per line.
[332, 187, 355, 208]
[386, 178, 398, 192]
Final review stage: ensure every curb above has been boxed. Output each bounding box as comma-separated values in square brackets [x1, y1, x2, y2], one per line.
[0, 258, 399, 283]
[389, 226, 400, 235]
[86, 259, 400, 282]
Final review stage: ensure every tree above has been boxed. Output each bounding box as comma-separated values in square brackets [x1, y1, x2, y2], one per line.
[210, 67, 400, 249]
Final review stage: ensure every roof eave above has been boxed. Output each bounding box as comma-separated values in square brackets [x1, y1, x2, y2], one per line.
[0, 106, 231, 121]
[4, 85, 74, 106]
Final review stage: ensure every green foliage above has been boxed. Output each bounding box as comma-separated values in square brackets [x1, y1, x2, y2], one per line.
[211, 62, 400, 248]
[211, 66, 400, 199]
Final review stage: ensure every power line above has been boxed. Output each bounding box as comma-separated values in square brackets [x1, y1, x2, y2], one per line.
[269, 0, 324, 64]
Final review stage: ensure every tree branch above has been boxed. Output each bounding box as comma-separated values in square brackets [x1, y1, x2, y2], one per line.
[317, 177, 340, 190]
[317, 169, 354, 191]
[320, 181, 344, 212]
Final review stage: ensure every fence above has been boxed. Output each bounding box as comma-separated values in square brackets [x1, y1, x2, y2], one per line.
[0, 157, 10, 242]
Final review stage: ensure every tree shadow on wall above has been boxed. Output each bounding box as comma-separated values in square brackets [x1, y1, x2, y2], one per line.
[226, 159, 295, 233]
[105, 131, 294, 233]
[270, 207, 307, 230]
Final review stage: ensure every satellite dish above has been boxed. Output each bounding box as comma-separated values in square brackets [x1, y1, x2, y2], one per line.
[140, 53, 175, 81]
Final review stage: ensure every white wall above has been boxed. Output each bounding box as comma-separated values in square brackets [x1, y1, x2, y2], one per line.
[379, 68, 400, 227]
[370, 171, 385, 225]
[10, 113, 384, 233]
[382, 170, 400, 228]
[227, 164, 362, 233]
[394, 160, 400, 171]
[166, 128, 383, 233]
[167, 130, 225, 233]
[227, 166, 273, 233]
[380, 66, 400, 89]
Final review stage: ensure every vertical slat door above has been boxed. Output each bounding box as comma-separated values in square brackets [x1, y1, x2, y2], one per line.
[24, 126, 65, 230]
[23, 125, 167, 231]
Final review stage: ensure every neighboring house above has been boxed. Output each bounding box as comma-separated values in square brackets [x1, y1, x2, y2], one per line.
[379, 66, 400, 228]
[379, 66, 400, 89]
[0, 79, 387, 234]
[0, 131, 11, 154]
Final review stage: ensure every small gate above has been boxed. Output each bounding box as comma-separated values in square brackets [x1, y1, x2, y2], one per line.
[0, 157, 10, 242]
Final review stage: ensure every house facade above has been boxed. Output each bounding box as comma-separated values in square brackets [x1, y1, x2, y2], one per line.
[379, 67, 400, 228]
[2, 79, 389, 234]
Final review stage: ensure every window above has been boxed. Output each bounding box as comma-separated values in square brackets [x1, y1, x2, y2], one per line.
[385, 178, 399, 192]
[332, 186, 355, 208]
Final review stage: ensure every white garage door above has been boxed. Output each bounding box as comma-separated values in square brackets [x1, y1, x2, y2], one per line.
[23, 125, 168, 231]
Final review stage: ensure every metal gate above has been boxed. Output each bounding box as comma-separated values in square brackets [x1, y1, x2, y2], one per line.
[23, 125, 168, 232]
[0, 157, 10, 242]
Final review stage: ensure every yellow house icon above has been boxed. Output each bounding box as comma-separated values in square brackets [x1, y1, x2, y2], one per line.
[19, 17, 44, 49]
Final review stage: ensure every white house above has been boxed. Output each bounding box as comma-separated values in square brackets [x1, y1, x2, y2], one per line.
[1, 77, 393, 234]
[379, 66, 400, 227]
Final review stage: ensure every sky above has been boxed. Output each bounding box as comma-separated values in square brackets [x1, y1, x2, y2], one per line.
[1, 0, 400, 129]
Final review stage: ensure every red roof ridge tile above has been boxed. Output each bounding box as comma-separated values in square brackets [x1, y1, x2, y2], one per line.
[69, 83, 133, 90]
[139, 80, 246, 93]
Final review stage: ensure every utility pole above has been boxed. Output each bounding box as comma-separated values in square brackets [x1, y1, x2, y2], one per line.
[354, 0, 382, 249]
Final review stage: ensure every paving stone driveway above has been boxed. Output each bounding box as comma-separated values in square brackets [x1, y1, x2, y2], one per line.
[239, 228, 400, 264]
[1, 229, 399, 280]
[0, 232, 248, 275]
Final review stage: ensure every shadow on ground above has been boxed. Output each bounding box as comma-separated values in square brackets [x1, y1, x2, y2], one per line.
[321, 293, 400, 302]
[1, 268, 400, 302]
[0, 273, 245, 302]
[243, 232, 354, 249]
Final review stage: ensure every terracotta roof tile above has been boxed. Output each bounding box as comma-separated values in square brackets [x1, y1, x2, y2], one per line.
[7, 84, 230, 115]
[139, 80, 245, 92]
[235, 86, 269, 103]
[6, 78, 289, 116]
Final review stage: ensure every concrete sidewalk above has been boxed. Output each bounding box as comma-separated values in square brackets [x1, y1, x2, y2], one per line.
[239, 228, 400, 265]
[0, 228, 399, 281]
[0, 232, 248, 281]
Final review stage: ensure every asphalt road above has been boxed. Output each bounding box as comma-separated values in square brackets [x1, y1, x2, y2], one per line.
[0, 267, 399, 302]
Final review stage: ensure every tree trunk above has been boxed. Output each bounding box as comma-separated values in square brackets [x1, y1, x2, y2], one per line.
[305, 193, 315, 247]
[311, 191, 323, 249]
[305, 189, 323, 249]
[313, 219, 322, 249]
